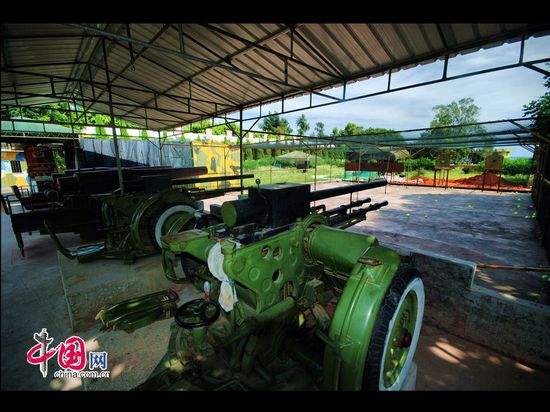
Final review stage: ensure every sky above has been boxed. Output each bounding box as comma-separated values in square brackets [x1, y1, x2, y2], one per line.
[235, 34, 550, 158]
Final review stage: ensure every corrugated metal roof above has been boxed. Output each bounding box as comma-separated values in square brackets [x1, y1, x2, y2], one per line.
[2, 23, 549, 130]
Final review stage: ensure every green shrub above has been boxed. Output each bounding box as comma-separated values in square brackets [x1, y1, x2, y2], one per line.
[401, 157, 435, 171]
[243, 159, 258, 170]
[502, 158, 534, 175]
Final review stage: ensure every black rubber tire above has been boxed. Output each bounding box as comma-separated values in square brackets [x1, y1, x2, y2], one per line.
[362, 264, 423, 391]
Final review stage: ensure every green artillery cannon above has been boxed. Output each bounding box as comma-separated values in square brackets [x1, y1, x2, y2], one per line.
[46, 169, 253, 264]
[2, 165, 209, 256]
[100, 179, 425, 390]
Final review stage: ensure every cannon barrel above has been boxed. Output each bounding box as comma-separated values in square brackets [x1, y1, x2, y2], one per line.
[171, 174, 254, 186]
[323, 197, 372, 217]
[56, 167, 208, 194]
[362, 200, 389, 212]
[308, 179, 387, 202]
[221, 179, 388, 228]
[327, 200, 389, 227]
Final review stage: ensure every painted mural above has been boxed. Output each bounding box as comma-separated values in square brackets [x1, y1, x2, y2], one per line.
[1, 149, 29, 193]
[191, 142, 240, 190]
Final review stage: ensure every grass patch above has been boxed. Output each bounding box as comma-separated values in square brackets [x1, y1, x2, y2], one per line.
[243, 165, 344, 186]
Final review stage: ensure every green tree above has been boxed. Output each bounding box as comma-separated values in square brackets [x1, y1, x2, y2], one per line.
[259, 112, 293, 136]
[296, 114, 310, 136]
[362, 127, 405, 146]
[210, 122, 241, 136]
[430, 98, 481, 127]
[96, 126, 107, 138]
[244, 147, 254, 161]
[120, 128, 130, 138]
[8, 103, 141, 136]
[140, 129, 149, 139]
[418, 98, 489, 162]
[314, 121, 325, 137]
[523, 65, 550, 134]
[339, 122, 364, 136]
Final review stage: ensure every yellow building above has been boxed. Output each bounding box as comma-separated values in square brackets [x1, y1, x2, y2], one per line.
[1, 147, 29, 194]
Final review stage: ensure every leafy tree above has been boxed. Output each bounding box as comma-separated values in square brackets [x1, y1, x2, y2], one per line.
[120, 128, 130, 138]
[331, 127, 339, 136]
[418, 98, 489, 162]
[140, 129, 150, 139]
[523, 65, 550, 134]
[211, 122, 241, 136]
[363, 127, 405, 146]
[314, 121, 325, 137]
[296, 114, 310, 136]
[339, 122, 364, 136]
[9, 103, 80, 129]
[8, 103, 140, 136]
[244, 147, 254, 161]
[259, 112, 293, 136]
[430, 98, 481, 127]
[96, 126, 107, 138]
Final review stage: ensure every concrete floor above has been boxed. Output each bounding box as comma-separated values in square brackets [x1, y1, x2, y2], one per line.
[2, 182, 550, 390]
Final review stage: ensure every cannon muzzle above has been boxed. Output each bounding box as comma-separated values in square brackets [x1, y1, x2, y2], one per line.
[308, 179, 387, 202]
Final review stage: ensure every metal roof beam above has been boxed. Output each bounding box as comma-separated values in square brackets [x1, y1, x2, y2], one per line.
[201, 23, 343, 81]
[72, 24, 172, 105]
[121, 24, 342, 124]
[111, 40, 241, 107]
[290, 28, 347, 79]
[67, 24, 342, 103]
[180, 28, 281, 96]
[524, 63, 550, 77]
[0, 66, 229, 121]
[509, 119, 550, 145]
[1, 90, 209, 117]
[2, 68, 190, 125]
[235, 56, 550, 123]
[66, 23, 119, 101]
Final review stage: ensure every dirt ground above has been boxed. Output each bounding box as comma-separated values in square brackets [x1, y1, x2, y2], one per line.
[395, 172, 530, 192]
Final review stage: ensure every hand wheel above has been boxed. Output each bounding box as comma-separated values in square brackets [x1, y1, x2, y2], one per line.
[174, 298, 221, 329]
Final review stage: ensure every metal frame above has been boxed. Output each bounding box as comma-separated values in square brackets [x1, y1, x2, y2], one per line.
[3, 24, 549, 131]
[2, 23, 550, 197]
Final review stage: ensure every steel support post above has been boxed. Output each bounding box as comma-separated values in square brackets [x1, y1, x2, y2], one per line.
[102, 37, 124, 195]
[239, 107, 244, 194]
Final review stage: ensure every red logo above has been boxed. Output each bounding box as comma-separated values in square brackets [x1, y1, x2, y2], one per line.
[26, 329, 87, 377]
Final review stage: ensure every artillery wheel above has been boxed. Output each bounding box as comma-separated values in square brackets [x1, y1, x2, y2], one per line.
[362, 265, 424, 391]
[149, 203, 197, 251]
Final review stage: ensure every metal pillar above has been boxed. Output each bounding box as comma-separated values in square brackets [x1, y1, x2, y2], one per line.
[102, 37, 124, 195]
[67, 99, 79, 169]
[313, 136, 319, 192]
[239, 107, 244, 194]
[158, 131, 163, 166]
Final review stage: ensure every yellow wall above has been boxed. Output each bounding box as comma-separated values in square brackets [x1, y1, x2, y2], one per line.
[1, 150, 29, 193]
[191, 142, 240, 190]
